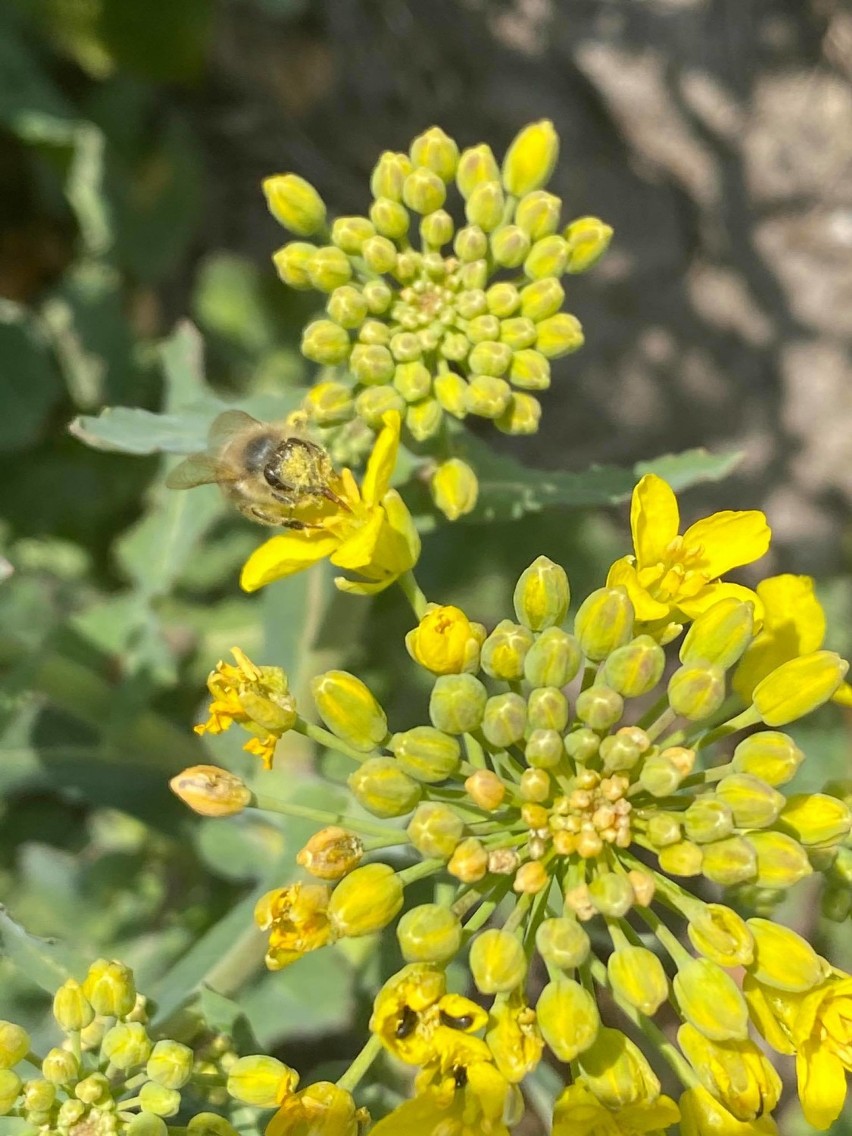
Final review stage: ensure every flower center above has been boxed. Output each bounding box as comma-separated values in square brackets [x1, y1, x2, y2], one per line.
[548, 770, 632, 859]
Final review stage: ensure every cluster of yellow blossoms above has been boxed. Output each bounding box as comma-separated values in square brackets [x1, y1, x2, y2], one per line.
[174, 473, 852, 1135]
[262, 120, 610, 519]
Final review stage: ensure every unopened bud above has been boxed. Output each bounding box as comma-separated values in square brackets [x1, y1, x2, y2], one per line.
[331, 215, 375, 254]
[577, 1027, 661, 1109]
[481, 620, 534, 681]
[465, 181, 505, 233]
[304, 380, 354, 425]
[307, 246, 352, 292]
[524, 627, 582, 687]
[513, 556, 570, 632]
[170, 766, 251, 818]
[599, 729, 645, 772]
[746, 918, 826, 992]
[402, 169, 446, 215]
[397, 904, 462, 964]
[350, 343, 395, 386]
[731, 730, 803, 786]
[227, 1055, 298, 1107]
[297, 827, 364, 880]
[563, 216, 613, 273]
[146, 1040, 194, 1090]
[41, 1047, 78, 1084]
[430, 458, 479, 521]
[491, 225, 531, 268]
[327, 863, 404, 938]
[537, 979, 599, 1062]
[393, 361, 431, 402]
[187, 1113, 240, 1136]
[701, 837, 757, 886]
[370, 151, 412, 202]
[469, 339, 513, 376]
[777, 792, 851, 846]
[536, 918, 590, 970]
[516, 190, 561, 240]
[348, 758, 421, 818]
[499, 316, 536, 350]
[588, 873, 634, 918]
[22, 1079, 55, 1114]
[508, 347, 551, 390]
[407, 802, 464, 859]
[502, 120, 559, 196]
[75, 1072, 111, 1105]
[668, 662, 726, 720]
[602, 635, 666, 697]
[470, 929, 527, 994]
[361, 235, 398, 274]
[273, 242, 316, 288]
[53, 980, 94, 1032]
[301, 319, 351, 366]
[574, 587, 634, 661]
[687, 904, 754, 968]
[139, 1082, 181, 1117]
[746, 831, 812, 888]
[674, 958, 749, 1041]
[752, 651, 848, 725]
[448, 837, 489, 883]
[456, 144, 500, 198]
[420, 209, 454, 248]
[658, 841, 704, 877]
[563, 727, 599, 764]
[0, 1070, 21, 1114]
[465, 374, 512, 418]
[482, 692, 527, 748]
[646, 812, 682, 847]
[311, 670, 387, 752]
[499, 395, 545, 437]
[527, 687, 569, 732]
[684, 798, 734, 845]
[433, 371, 468, 417]
[519, 767, 551, 803]
[355, 386, 405, 429]
[327, 284, 368, 328]
[575, 686, 624, 731]
[514, 861, 549, 893]
[262, 174, 326, 236]
[465, 769, 506, 811]
[389, 727, 461, 783]
[0, 1023, 29, 1070]
[524, 235, 568, 279]
[429, 673, 488, 734]
[536, 312, 584, 358]
[102, 1022, 152, 1070]
[680, 598, 754, 670]
[608, 946, 668, 1015]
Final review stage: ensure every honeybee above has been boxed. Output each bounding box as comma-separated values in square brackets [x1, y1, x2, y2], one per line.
[166, 410, 347, 528]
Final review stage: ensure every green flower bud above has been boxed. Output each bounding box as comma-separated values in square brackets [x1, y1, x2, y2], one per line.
[420, 209, 454, 248]
[646, 812, 681, 847]
[402, 168, 446, 214]
[0, 1023, 29, 1069]
[301, 319, 351, 365]
[563, 216, 613, 272]
[524, 235, 568, 280]
[486, 282, 521, 317]
[519, 278, 564, 322]
[823, 883, 852, 922]
[482, 692, 528, 748]
[465, 375, 512, 418]
[126, 1115, 169, 1136]
[430, 458, 479, 520]
[350, 343, 395, 386]
[684, 798, 735, 845]
[668, 662, 726, 720]
[465, 181, 505, 232]
[639, 754, 683, 797]
[453, 224, 488, 262]
[227, 1055, 298, 1107]
[674, 957, 749, 1041]
[272, 241, 316, 288]
[331, 215, 375, 254]
[361, 278, 393, 313]
[304, 381, 355, 427]
[687, 904, 754, 968]
[328, 863, 404, 938]
[527, 687, 569, 731]
[715, 774, 785, 829]
[102, 1021, 152, 1070]
[520, 767, 551, 803]
[361, 235, 398, 274]
[187, 1116, 239, 1136]
[536, 917, 590, 970]
[525, 728, 564, 768]
[390, 727, 461, 783]
[407, 802, 464, 859]
[139, 1082, 181, 1117]
[574, 586, 634, 661]
[429, 673, 488, 734]
[307, 246, 352, 292]
[598, 731, 644, 773]
[746, 831, 812, 888]
[576, 1027, 661, 1109]
[513, 556, 570, 632]
[563, 727, 600, 764]
[524, 627, 582, 688]
[602, 635, 665, 697]
[589, 873, 635, 918]
[607, 946, 668, 1015]
[470, 929, 527, 994]
[146, 1040, 193, 1090]
[503, 120, 559, 196]
[491, 225, 532, 268]
[262, 173, 326, 235]
[327, 285, 368, 329]
[393, 361, 431, 402]
[75, 1072, 111, 1105]
[461, 306, 495, 335]
[536, 312, 584, 358]
[348, 758, 421, 818]
[499, 316, 537, 350]
[370, 151, 412, 201]
[57, 1100, 86, 1126]
[509, 348, 550, 390]
[396, 904, 462, 964]
[23, 1079, 55, 1114]
[355, 386, 405, 429]
[42, 1047, 78, 1084]
[456, 144, 500, 198]
[481, 619, 535, 681]
[701, 836, 758, 885]
[0, 1070, 21, 1114]
[496, 391, 542, 435]
[53, 980, 94, 1032]
[410, 126, 459, 181]
[537, 979, 600, 1061]
[731, 730, 804, 786]
[680, 599, 755, 670]
[516, 190, 561, 240]
[312, 670, 387, 752]
[468, 340, 513, 377]
[746, 918, 825, 993]
[752, 651, 848, 725]
[777, 792, 851, 846]
[576, 686, 624, 731]
[395, 249, 422, 282]
[658, 840, 704, 876]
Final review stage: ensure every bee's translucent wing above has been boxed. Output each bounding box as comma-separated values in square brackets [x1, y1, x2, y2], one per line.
[165, 454, 224, 490]
[207, 409, 261, 449]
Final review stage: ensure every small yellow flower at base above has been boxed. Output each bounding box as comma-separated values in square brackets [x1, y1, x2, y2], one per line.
[607, 474, 770, 631]
[679, 1085, 778, 1135]
[485, 991, 544, 1083]
[241, 412, 420, 597]
[194, 648, 296, 769]
[254, 883, 333, 970]
[405, 604, 486, 675]
[553, 1083, 680, 1135]
[266, 1082, 362, 1136]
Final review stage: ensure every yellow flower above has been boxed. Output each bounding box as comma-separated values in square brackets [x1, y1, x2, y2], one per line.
[791, 973, 852, 1129]
[266, 1082, 362, 1136]
[553, 1083, 680, 1135]
[406, 604, 486, 675]
[194, 648, 296, 769]
[679, 1084, 778, 1135]
[485, 990, 544, 1083]
[733, 574, 852, 707]
[240, 412, 419, 596]
[607, 474, 770, 630]
[254, 883, 332, 970]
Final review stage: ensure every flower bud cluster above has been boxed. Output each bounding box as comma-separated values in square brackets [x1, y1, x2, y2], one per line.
[264, 122, 611, 519]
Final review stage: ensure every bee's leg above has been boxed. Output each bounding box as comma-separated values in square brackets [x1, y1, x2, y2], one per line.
[321, 486, 351, 511]
[263, 468, 292, 493]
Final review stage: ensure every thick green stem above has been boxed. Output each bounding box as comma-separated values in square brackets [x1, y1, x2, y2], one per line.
[398, 858, 444, 887]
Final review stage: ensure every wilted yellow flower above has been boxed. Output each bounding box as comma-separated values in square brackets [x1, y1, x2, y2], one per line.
[405, 604, 486, 675]
[553, 1083, 680, 1135]
[194, 648, 296, 769]
[607, 474, 770, 630]
[254, 883, 332, 970]
[485, 990, 544, 1083]
[241, 412, 419, 595]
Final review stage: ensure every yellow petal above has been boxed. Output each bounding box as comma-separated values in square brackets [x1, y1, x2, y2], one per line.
[630, 474, 679, 568]
[683, 510, 771, 578]
[333, 575, 395, 596]
[678, 582, 764, 622]
[606, 556, 670, 622]
[331, 508, 385, 572]
[622, 1096, 681, 1131]
[833, 680, 852, 707]
[240, 532, 339, 592]
[362, 411, 402, 505]
[757, 574, 825, 646]
[796, 1042, 848, 1130]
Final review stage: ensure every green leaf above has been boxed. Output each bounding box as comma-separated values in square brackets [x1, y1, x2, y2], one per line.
[69, 405, 217, 454]
[0, 905, 84, 993]
[0, 311, 63, 453]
